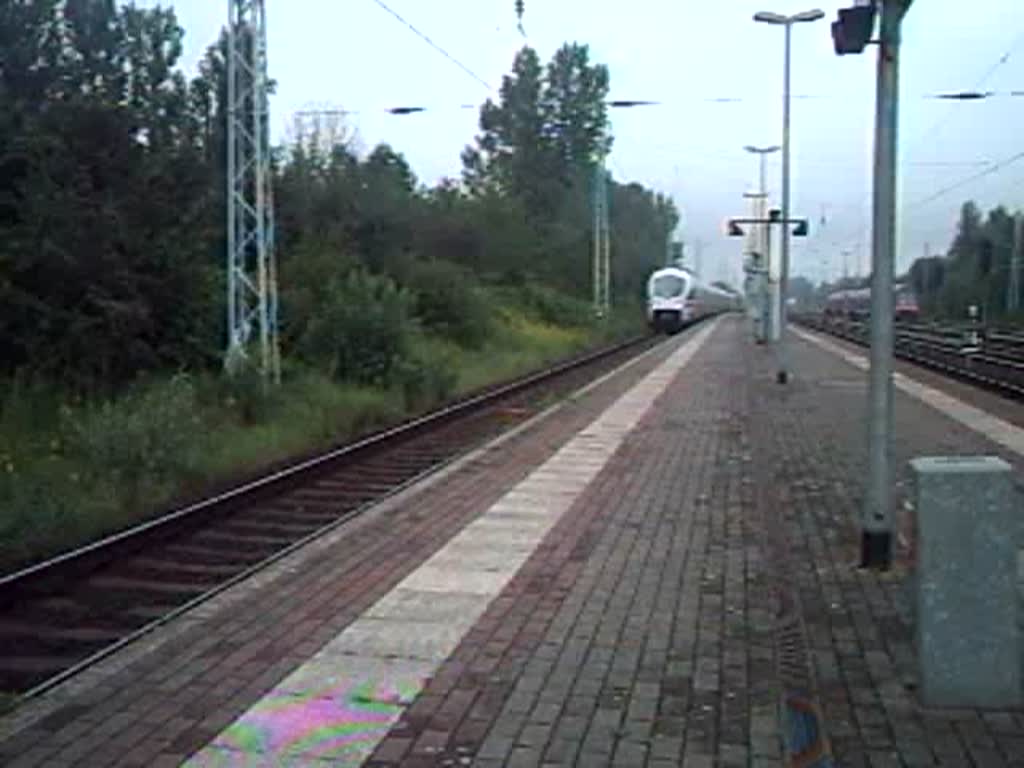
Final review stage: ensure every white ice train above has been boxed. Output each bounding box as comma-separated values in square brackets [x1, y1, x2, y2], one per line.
[646, 266, 741, 334]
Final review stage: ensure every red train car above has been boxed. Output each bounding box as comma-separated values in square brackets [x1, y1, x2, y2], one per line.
[823, 283, 919, 322]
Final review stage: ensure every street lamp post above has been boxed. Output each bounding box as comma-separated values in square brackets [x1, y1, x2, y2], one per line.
[754, 8, 824, 384]
[745, 145, 780, 340]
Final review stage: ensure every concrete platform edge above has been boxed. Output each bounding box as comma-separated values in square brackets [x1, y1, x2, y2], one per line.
[0, 329, 687, 744]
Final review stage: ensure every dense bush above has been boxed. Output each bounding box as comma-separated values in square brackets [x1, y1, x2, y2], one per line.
[63, 375, 205, 503]
[297, 269, 414, 386]
[0, 374, 205, 567]
[0, 7, 669, 570]
[406, 260, 494, 349]
[393, 338, 460, 411]
[501, 283, 594, 327]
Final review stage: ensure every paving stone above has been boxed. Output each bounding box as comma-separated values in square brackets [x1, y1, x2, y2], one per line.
[7, 318, 1022, 767]
[0, 326, 679, 764]
[759, 327, 1024, 767]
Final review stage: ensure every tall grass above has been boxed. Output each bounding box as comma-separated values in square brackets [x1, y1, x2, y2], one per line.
[0, 296, 644, 573]
[0, 373, 404, 571]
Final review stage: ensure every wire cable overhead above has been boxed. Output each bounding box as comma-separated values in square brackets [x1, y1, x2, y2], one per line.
[908, 148, 1024, 209]
[908, 29, 1024, 150]
[369, 0, 492, 92]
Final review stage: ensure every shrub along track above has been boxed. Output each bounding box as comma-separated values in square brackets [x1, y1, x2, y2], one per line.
[794, 316, 1024, 399]
[0, 329, 676, 702]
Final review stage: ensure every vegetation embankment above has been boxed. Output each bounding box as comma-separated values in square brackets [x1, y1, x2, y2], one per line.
[0, 284, 644, 574]
[1, 3, 672, 571]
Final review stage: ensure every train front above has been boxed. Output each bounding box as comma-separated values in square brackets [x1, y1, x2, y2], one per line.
[647, 268, 692, 334]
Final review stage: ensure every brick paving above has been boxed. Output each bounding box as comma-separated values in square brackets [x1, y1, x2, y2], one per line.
[747, 328, 1024, 768]
[367, 317, 782, 768]
[0, 332, 679, 768]
[364, 316, 1024, 768]
[3, 315, 1023, 768]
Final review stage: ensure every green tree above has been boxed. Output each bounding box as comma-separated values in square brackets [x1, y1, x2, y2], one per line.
[543, 44, 612, 173]
[354, 144, 419, 276]
[907, 256, 946, 313]
[461, 44, 613, 294]
[0, 7, 687, 398]
[903, 200, 1021, 321]
[935, 201, 1020, 319]
[0, 1, 222, 389]
[462, 47, 549, 209]
[464, 44, 610, 208]
[609, 182, 679, 301]
[940, 202, 985, 315]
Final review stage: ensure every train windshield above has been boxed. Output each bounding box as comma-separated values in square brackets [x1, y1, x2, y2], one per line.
[652, 275, 686, 298]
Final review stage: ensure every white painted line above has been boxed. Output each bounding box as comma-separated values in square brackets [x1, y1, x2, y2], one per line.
[317, 620, 471, 663]
[398, 564, 514, 597]
[793, 327, 1024, 458]
[0, 324, 679, 743]
[185, 319, 720, 768]
[365, 589, 492, 624]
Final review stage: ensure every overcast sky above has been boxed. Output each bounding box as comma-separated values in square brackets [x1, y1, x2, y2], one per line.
[143, 0, 1023, 287]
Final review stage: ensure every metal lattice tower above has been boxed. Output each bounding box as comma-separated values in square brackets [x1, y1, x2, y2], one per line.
[592, 160, 611, 318]
[227, 0, 279, 382]
[1009, 214, 1022, 314]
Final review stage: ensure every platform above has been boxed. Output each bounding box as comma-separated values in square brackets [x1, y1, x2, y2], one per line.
[1, 315, 1022, 768]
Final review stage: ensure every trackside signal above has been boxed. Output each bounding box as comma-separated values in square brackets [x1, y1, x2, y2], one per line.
[831, 4, 877, 55]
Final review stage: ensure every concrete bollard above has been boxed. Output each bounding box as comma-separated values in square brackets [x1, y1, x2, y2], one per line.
[910, 456, 1020, 708]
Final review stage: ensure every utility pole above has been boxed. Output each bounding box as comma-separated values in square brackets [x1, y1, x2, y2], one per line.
[922, 241, 930, 307]
[1009, 216, 1022, 314]
[744, 191, 770, 341]
[841, 249, 850, 314]
[753, 9, 825, 384]
[862, 0, 913, 569]
[744, 145, 780, 342]
[592, 158, 611, 318]
[728, 209, 808, 329]
[778, 22, 793, 382]
[227, 0, 279, 383]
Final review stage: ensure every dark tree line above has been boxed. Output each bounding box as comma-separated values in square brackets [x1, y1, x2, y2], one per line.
[1, 1, 679, 394]
[798, 201, 1022, 323]
[1, 0, 226, 390]
[461, 45, 678, 297]
[905, 201, 1022, 321]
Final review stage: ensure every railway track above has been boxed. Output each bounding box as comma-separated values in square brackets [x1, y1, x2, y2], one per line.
[0, 329, 671, 702]
[795, 316, 1024, 398]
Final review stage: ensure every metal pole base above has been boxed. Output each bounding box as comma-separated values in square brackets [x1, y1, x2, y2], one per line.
[859, 530, 892, 570]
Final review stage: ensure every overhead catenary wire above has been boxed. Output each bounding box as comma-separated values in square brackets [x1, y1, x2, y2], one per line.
[907, 29, 1024, 151]
[368, 0, 492, 92]
[907, 148, 1024, 209]
[295, 90, 1024, 121]
[966, 31, 1024, 91]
